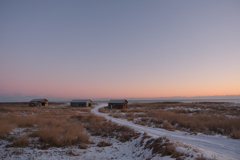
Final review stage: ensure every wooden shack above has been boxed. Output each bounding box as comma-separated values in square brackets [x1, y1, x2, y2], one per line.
[29, 99, 48, 106]
[108, 99, 128, 109]
[70, 99, 92, 107]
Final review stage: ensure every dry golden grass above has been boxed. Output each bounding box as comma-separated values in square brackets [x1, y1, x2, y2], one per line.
[78, 108, 91, 112]
[231, 130, 240, 139]
[162, 121, 173, 130]
[125, 113, 135, 118]
[12, 135, 29, 147]
[143, 137, 184, 159]
[147, 110, 240, 138]
[106, 102, 240, 139]
[82, 114, 140, 142]
[135, 121, 148, 126]
[78, 143, 88, 149]
[97, 141, 112, 147]
[0, 105, 91, 147]
[35, 122, 89, 147]
[0, 115, 16, 137]
[98, 107, 106, 113]
[0, 103, 141, 148]
[32, 108, 90, 147]
[127, 108, 146, 112]
[111, 113, 121, 118]
[0, 102, 29, 108]
[1, 110, 39, 129]
[129, 102, 183, 110]
[129, 102, 240, 115]
[16, 116, 38, 128]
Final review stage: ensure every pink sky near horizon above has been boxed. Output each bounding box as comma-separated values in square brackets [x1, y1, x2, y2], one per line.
[1, 68, 239, 99]
[0, 1, 240, 101]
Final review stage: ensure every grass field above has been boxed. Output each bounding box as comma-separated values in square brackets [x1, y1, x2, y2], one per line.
[100, 102, 240, 139]
[0, 103, 140, 147]
[0, 102, 194, 160]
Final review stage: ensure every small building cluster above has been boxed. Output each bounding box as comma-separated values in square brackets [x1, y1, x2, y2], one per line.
[29, 99, 48, 107]
[29, 98, 128, 109]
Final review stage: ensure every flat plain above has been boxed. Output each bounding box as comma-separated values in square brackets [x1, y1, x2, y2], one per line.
[0, 102, 240, 160]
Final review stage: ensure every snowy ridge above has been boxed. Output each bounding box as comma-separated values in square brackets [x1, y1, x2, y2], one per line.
[92, 103, 240, 160]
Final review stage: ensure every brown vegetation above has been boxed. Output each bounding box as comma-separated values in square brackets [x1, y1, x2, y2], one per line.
[141, 136, 184, 159]
[34, 121, 89, 147]
[231, 130, 240, 139]
[147, 110, 240, 138]
[12, 135, 29, 147]
[97, 141, 112, 147]
[98, 107, 107, 113]
[0, 114, 16, 138]
[105, 102, 240, 139]
[162, 121, 173, 130]
[0, 103, 140, 149]
[0, 105, 91, 148]
[80, 114, 140, 142]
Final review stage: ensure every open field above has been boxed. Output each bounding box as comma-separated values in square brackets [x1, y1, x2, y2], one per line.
[0, 102, 202, 160]
[94, 103, 240, 160]
[100, 102, 240, 139]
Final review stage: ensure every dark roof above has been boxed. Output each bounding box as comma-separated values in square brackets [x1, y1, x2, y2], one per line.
[71, 99, 92, 103]
[30, 99, 48, 102]
[108, 99, 128, 103]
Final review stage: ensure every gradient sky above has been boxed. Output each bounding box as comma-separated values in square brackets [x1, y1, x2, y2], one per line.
[0, 0, 240, 101]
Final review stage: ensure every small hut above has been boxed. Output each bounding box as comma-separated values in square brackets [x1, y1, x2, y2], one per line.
[108, 99, 128, 109]
[70, 99, 92, 107]
[29, 99, 48, 106]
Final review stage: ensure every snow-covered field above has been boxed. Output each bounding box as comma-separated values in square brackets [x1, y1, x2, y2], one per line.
[92, 103, 240, 160]
[0, 134, 170, 160]
[0, 103, 180, 160]
[1, 103, 239, 160]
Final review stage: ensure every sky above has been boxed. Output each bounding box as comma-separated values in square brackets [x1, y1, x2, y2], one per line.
[0, 0, 240, 102]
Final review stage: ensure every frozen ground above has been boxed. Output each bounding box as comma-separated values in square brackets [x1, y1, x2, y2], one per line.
[0, 104, 177, 160]
[92, 103, 240, 160]
[0, 135, 171, 160]
[1, 103, 239, 160]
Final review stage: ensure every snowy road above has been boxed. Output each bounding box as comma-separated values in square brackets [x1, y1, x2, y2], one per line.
[92, 104, 240, 160]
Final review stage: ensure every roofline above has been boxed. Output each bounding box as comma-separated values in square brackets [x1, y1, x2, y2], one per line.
[71, 99, 92, 102]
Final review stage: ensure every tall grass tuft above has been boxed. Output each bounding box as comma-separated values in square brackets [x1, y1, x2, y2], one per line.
[0, 113, 17, 137]
[12, 135, 29, 147]
[34, 115, 89, 147]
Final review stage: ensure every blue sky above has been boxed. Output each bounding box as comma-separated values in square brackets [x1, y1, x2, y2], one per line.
[0, 0, 240, 101]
